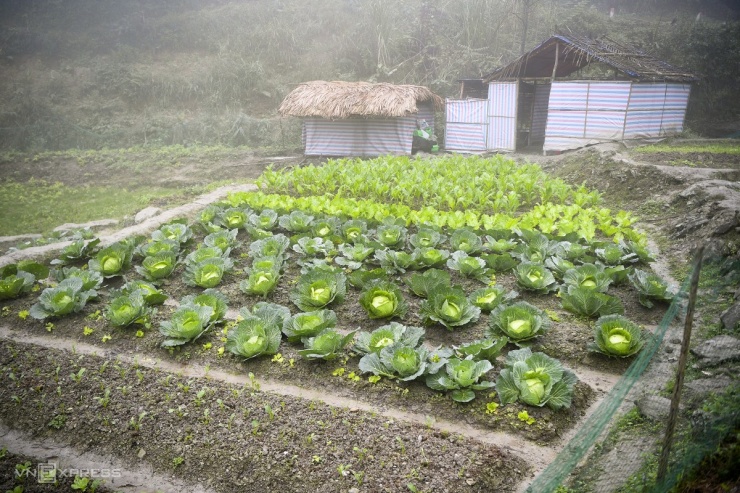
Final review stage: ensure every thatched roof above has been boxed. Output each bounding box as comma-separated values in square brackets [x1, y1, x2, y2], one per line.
[278, 81, 444, 119]
[485, 33, 697, 83]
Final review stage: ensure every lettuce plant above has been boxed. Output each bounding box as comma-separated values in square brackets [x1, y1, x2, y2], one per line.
[496, 348, 577, 410]
[359, 280, 407, 319]
[204, 229, 240, 253]
[290, 269, 346, 311]
[88, 242, 133, 278]
[628, 269, 675, 308]
[248, 209, 279, 231]
[486, 301, 550, 344]
[468, 286, 517, 312]
[426, 357, 495, 402]
[405, 269, 451, 298]
[279, 210, 314, 233]
[30, 278, 94, 320]
[560, 286, 624, 318]
[183, 257, 232, 288]
[412, 246, 450, 269]
[181, 289, 229, 325]
[449, 229, 484, 255]
[591, 314, 645, 357]
[562, 264, 613, 293]
[240, 268, 280, 297]
[452, 337, 508, 362]
[282, 309, 337, 343]
[107, 291, 151, 328]
[354, 322, 425, 355]
[514, 262, 558, 293]
[409, 228, 445, 249]
[136, 252, 177, 282]
[159, 304, 214, 347]
[447, 251, 489, 282]
[298, 329, 356, 360]
[358, 343, 430, 381]
[420, 285, 481, 330]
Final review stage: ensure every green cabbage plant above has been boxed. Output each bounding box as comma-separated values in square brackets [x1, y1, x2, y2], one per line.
[312, 217, 341, 238]
[449, 229, 484, 255]
[226, 314, 282, 361]
[335, 243, 375, 270]
[136, 238, 180, 259]
[153, 223, 193, 245]
[0, 268, 35, 300]
[282, 309, 337, 342]
[358, 343, 430, 381]
[248, 209, 279, 231]
[496, 348, 577, 410]
[514, 262, 558, 293]
[185, 246, 227, 265]
[240, 268, 280, 297]
[426, 357, 495, 402]
[420, 285, 481, 330]
[484, 235, 517, 254]
[375, 223, 407, 249]
[117, 280, 168, 306]
[359, 280, 407, 319]
[292, 237, 335, 258]
[447, 251, 489, 281]
[184, 257, 232, 288]
[204, 229, 241, 253]
[486, 301, 550, 344]
[159, 303, 214, 346]
[347, 268, 388, 289]
[217, 207, 249, 230]
[354, 322, 425, 355]
[591, 314, 645, 357]
[413, 247, 451, 268]
[50, 238, 101, 266]
[136, 252, 177, 282]
[405, 269, 451, 298]
[468, 285, 517, 312]
[628, 269, 675, 308]
[106, 291, 151, 328]
[289, 269, 347, 311]
[544, 257, 576, 281]
[298, 328, 356, 360]
[29, 278, 94, 320]
[452, 337, 508, 362]
[249, 234, 290, 260]
[278, 210, 314, 233]
[560, 286, 624, 318]
[88, 242, 133, 278]
[481, 253, 518, 272]
[562, 264, 613, 293]
[181, 289, 229, 325]
[409, 228, 445, 249]
[341, 219, 368, 243]
[374, 249, 416, 274]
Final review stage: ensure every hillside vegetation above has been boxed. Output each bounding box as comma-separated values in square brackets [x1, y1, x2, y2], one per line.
[0, 0, 737, 151]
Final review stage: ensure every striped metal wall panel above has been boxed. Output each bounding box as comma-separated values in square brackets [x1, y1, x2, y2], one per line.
[545, 110, 587, 137]
[627, 83, 667, 110]
[585, 111, 627, 139]
[303, 117, 415, 156]
[445, 99, 488, 124]
[445, 123, 487, 151]
[587, 82, 631, 110]
[487, 82, 517, 151]
[548, 82, 589, 110]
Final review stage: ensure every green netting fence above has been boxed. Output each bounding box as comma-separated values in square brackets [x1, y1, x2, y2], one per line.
[527, 250, 740, 493]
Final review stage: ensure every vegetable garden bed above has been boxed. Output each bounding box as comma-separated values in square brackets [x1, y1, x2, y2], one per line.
[0, 154, 675, 492]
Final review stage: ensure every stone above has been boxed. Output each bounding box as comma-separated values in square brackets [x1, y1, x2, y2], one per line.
[134, 206, 162, 224]
[53, 219, 118, 232]
[720, 303, 740, 331]
[137, 448, 146, 459]
[683, 376, 734, 404]
[635, 394, 672, 421]
[690, 335, 740, 368]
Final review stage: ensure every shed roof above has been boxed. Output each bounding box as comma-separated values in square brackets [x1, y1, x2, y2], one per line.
[278, 81, 444, 119]
[485, 33, 697, 83]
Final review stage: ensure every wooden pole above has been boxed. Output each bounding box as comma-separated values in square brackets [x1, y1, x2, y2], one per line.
[656, 246, 704, 483]
[551, 43, 559, 82]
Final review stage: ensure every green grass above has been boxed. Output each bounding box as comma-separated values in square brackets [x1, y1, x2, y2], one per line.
[0, 179, 191, 236]
[633, 142, 740, 155]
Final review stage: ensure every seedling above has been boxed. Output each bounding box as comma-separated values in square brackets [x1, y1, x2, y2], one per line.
[69, 367, 86, 383]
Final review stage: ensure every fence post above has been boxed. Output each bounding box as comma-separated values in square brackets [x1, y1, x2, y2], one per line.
[656, 245, 704, 484]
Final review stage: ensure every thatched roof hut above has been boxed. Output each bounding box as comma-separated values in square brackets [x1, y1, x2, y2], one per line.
[279, 81, 443, 157]
[279, 81, 443, 120]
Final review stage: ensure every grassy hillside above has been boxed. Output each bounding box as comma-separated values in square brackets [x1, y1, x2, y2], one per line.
[0, 0, 737, 151]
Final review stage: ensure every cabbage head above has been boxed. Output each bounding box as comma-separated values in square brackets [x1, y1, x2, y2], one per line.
[358, 343, 430, 381]
[486, 301, 550, 344]
[354, 322, 425, 355]
[298, 328, 356, 360]
[359, 280, 407, 319]
[282, 309, 337, 343]
[591, 314, 645, 357]
[496, 348, 577, 410]
[420, 285, 480, 330]
[426, 357, 495, 402]
[289, 269, 346, 311]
